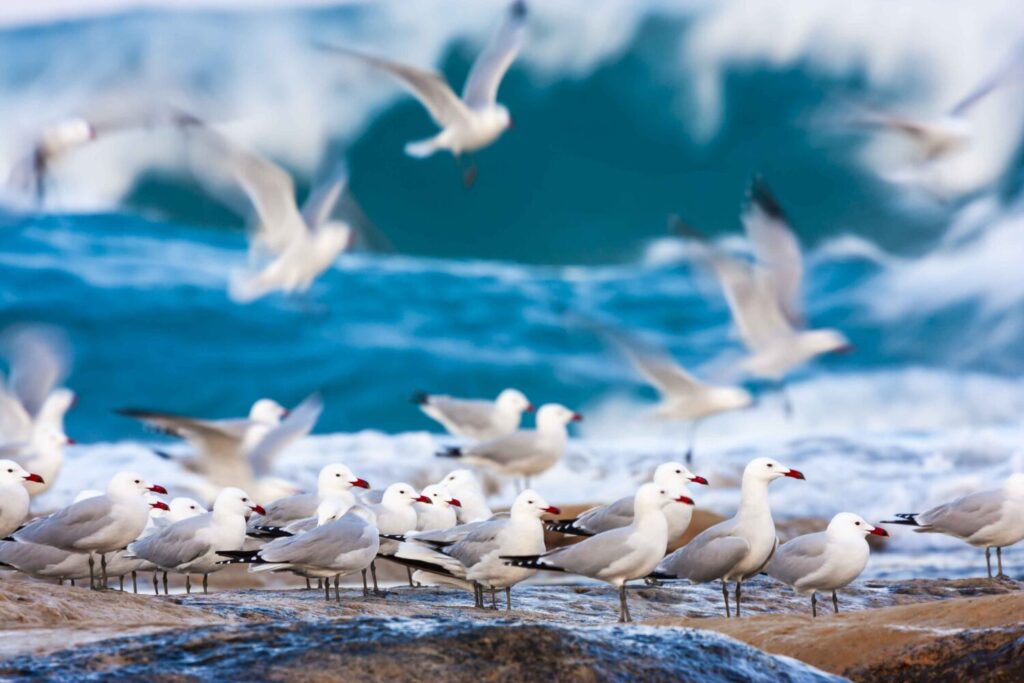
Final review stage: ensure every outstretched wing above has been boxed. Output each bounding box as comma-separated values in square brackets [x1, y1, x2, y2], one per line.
[462, 1, 528, 109]
[742, 178, 804, 327]
[247, 393, 323, 477]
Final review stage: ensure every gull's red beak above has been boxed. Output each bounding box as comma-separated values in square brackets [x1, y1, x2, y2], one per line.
[507, 117, 516, 130]
[24, 473, 45, 484]
[542, 505, 561, 515]
[148, 484, 168, 494]
[282, 409, 291, 417]
[250, 504, 266, 515]
[448, 498, 462, 507]
[415, 495, 432, 504]
[784, 469, 805, 480]
[834, 344, 856, 355]
[676, 495, 695, 506]
[150, 501, 170, 511]
[525, 404, 535, 413]
[571, 413, 583, 422]
[869, 526, 889, 537]
[70, 394, 79, 408]
[351, 478, 370, 489]
[65, 438, 77, 446]
[690, 475, 709, 486]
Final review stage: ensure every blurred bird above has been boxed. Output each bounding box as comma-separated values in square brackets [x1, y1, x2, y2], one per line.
[672, 180, 851, 415]
[319, 0, 528, 186]
[117, 394, 322, 504]
[412, 388, 533, 441]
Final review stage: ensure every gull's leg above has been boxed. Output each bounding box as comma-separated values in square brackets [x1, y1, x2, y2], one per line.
[324, 577, 330, 602]
[620, 584, 633, 623]
[186, 575, 191, 595]
[811, 593, 817, 618]
[735, 581, 742, 617]
[997, 547, 1005, 578]
[721, 580, 731, 618]
[119, 575, 124, 592]
[832, 590, 839, 614]
[58, 578, 63, 586]
[361, 569, 369, 597]
[100, 554, 108, 590]
[162, 571, 169, 595]
[317, 578, 323, 591]
[407, 567, 415, 588]
[152, 573, 158, 595]
[986, 547, 993, 578]
[370, 561, 381, 596]
[132, 571, 138, 594]
[490, 587, 498, 610]
[335, 575, 341, 604]
[505, 586, 512, 612]
[685, 420, 703, 465]
[458, 154, 478, 189]
[305, 577, 311, 590]
[70, 578, 75, 587]
[88, 555, 95, 591]
[203, 573, 209, 594]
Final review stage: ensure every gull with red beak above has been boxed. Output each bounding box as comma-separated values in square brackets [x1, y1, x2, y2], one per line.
[548, 461, 708, 544]
[247, 463, 370, 535]
[14, 471, 167, 590]
[126, 487, 263, 594]
[413, 388, 533, 442]
[416, 484, 462, 533]
[506, 483, 696, 622]
[366, 483, 433, 594]
[767, 512, 888, 617]
[439, 403, 582, 491]
[652, 457, 805, 617]
[0, 459, 44, 538]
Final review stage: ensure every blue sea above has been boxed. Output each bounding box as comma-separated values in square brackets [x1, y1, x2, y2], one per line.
[1, 0, 1023, 579]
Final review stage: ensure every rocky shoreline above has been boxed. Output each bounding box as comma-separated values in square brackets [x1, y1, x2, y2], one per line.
[0, 573, 1021, 681]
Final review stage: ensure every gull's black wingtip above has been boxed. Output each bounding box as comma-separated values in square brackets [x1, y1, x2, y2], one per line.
[410, 390, 429, 406]
[881, 514, 920, 526]
[746, 175, 786, 220]
[437, 446, 463, 459]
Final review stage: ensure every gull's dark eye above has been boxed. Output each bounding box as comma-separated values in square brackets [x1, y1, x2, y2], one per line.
[660, 489, 666, 495]
[675, 469, 681, 474]
[335, 473, 341, 477]
[528, 500, 534, 504]
[766, 464, 773, 468]
[7, 469, 12, 473]
[855, 521, 861, 526]
[134, 479, 141, 484]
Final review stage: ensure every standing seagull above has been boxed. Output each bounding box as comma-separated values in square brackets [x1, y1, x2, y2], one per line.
[184, 123, 355, 302]
[320, 1, 528, 186]
[247, 463, 370, 533]
[652, 457, 804, 617]
[0, 460, 44, 537]
[883, 473, 1024, 578]
[14, 471, 167, 589]
[767, 512, 888, 617]
[367, 483, 432, 593]
[547, 461, 707, 543]
[438, 403, 581, 490]
[412, 388, 533, 441]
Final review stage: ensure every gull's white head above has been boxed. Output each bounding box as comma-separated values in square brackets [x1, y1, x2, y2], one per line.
[710, 386, 754, 412]
[419, 484, 461, 509]
[31, 426, 73, 451]
[382, 482, 431, 508]
[828, 512, 888, 539]
[634, 482, 694, 514]
[496, 388, 533, 414]
[168, 497, 206, 523]
[653, 462, 709, 488]
[213, 487, 265, 518]
[536, 403, 583, 429]
[744, 457, 805, 484]
[108, 472, 167, 498]
[802, 329, 853, 357]
[0, 459, 42, 487]
[510, 489, 560, 518]
[438, 469, 482, 494]
[317, 463, 370, 495]
[249, 399, 287, 425]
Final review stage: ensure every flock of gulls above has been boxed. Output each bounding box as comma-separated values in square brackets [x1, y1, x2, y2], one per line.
[1, 0, 1023, 625]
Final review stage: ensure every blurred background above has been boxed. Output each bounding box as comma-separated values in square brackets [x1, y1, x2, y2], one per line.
[1, 0, 1023, 576]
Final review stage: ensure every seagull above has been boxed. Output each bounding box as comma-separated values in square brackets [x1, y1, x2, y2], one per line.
[14, 471, 168, 589]
[182, 122, 356, 302]
[0, 460, 44, 537]
[391, 489, 558, 609]
[605, 329, 752, 462]
[412, 388, 533, 441]
[767, 512, 888, 617]
[219, 506, 380, 603]
[248, 463, 370, 533]
[672, 183, 851, 413]
[118, 394, 322, 504]
[652, 457, 805, 617]
[101, 496, 176, 593]
[366, 482, 432, 593]
[547, 461, 707, 543]
[883, 473, 1024, 579]
[415, 484, 461, 532]
[505, 483, 693, 622]
[438, 403, 582, 489]
[126, 487, 264, 594]
[0, 539, 92, 585]
[319, 0, 528, 187]
[436, 469, 493, 523]
[0, 428, 70, 498]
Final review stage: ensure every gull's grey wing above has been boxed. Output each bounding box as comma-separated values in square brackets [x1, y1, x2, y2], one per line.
[246, 393, 322, 478]
[360, 489, 385, 506]
[260, 516, 374, 566]
[463, 431, 540, 466]
[574, 496, 634, 534]
[187, 124, 307, 252]
[615, 338, 705, 401]
[742, 178, 804, 327]
[443, 518, 507, 568]
[14, 496, 116, 550]
[300, 162, 348, 231]
[422, 396, 495, 433]
[117, 408, 248, 462]
[321, 46, 470, 127]
[0, 539, 85, 574]
[462, 0, 528, 109]
[249, 493, 320, 529]
[540, 525, 634, 576]
[410, 517, 496, 545]
[656, 519, 749, 582]
[916, 489, 1005, 538]
[128, 514, 211, 569]
[766, 532, 827, 586]
[2, 324, 71, 418]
